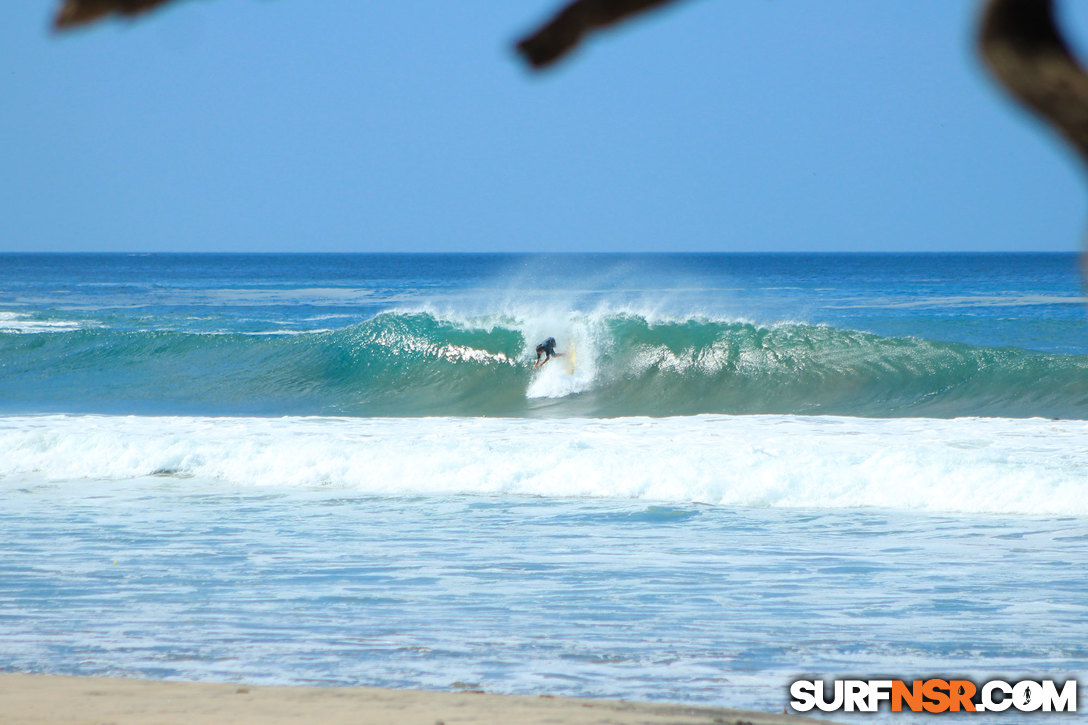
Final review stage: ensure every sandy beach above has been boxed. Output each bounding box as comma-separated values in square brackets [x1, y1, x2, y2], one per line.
[0, 674, 836, 725]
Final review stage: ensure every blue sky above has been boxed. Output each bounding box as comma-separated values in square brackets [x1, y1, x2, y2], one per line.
[2, 1, 1087, 253]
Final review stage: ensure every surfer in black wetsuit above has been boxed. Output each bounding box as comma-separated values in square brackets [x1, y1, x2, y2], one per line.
[533, 337, 563, 369]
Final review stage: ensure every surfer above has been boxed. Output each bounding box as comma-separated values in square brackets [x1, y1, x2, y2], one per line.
[533, 337, 564, 369]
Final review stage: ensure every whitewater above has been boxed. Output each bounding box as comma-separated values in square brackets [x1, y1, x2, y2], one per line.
[3, 414, 1086, 517]
[1, 253, 1086, 721]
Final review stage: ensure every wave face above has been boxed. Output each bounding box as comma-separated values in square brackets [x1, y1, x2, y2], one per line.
[2, 311, 1087, 418]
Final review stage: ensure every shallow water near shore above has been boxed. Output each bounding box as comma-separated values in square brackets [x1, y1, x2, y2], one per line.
[2, 468, 1086, 718]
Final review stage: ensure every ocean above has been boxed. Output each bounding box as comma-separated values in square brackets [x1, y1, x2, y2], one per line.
[1, 253, 1086, 720]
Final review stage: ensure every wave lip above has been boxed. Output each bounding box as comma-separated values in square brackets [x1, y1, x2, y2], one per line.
[0, 311, 86, 333]
[1, 414, 1086, 517]
[1, 310, 1086, 418]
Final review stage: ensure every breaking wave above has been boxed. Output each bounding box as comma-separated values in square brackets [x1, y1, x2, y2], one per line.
[1, 311, 1086, 418]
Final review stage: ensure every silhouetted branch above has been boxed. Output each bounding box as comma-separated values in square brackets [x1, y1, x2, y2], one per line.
[515, 0, 686, 69]
[53, 0, 687, 69]
[54, 0, 172, 30]
[980, 0, 1088, 167]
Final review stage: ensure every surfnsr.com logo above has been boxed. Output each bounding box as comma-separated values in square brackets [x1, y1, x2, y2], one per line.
[789, 678, 1078, 714]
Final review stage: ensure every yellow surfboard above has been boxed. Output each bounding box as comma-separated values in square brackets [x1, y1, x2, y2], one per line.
[566, 341, 577, 375]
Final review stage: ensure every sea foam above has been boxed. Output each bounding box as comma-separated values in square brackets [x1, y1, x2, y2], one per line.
[1, 414, 1085, 517]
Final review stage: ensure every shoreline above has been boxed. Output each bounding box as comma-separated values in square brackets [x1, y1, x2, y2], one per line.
[0, 674, 836, 725]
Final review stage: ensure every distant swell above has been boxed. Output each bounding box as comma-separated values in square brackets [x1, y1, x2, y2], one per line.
[2, 311, 1087, 418]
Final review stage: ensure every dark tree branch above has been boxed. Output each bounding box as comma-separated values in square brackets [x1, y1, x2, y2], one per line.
[979, 0, 1088, 167]
[980, 0, 1088, 273]
[515, 0, 687, 69]
[54, 0, 173, 30]
[50, 0, 689, 58]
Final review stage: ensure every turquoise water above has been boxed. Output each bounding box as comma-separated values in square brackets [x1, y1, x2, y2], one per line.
[2, 253, 1086, 417]
[1, 253, 1086, 720]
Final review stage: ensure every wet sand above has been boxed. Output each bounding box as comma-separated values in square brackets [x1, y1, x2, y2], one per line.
[0, 674, 835, 725]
